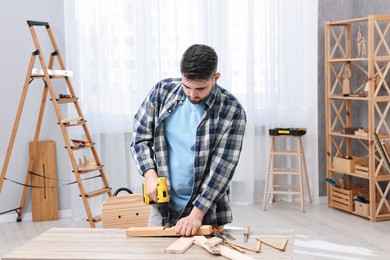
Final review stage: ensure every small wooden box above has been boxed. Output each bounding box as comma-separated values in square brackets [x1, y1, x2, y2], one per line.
[355, 165, 369, 177]
[354, 201, 369, 217]
[329, 184, 369, 212]
[333, 157, 366, 173]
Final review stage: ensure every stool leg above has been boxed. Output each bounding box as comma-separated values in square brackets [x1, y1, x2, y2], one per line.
[297, 137, 305, 213]
[263, 137, 275, 210]
[299, 137, 312, 203]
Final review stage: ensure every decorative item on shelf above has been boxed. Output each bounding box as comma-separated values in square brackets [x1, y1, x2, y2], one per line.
[61, 117, 83, 125]
[360, 78, 370, 97]
[59, 93, 71, 99]
[78, 155, 97, 170]
[342, 127, 360, 135]
[71, 139, 93, 148]
[356, 24, 367, 58]
[342, 61, 353, 96]
[354, 128, 369, 137]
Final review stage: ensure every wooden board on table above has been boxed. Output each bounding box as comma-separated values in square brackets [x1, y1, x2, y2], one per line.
[126, 225, 212, 237]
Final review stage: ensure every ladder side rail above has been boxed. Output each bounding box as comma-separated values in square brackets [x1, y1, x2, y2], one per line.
[45, 26, 112, 195]
[18, 84, 50, 220]
[45, 27, 87, 123]
[31, 25, 97, 226]
[46, 29, 103, 226]
[0, 54, 37, 193]
[44, 62, 97, 227]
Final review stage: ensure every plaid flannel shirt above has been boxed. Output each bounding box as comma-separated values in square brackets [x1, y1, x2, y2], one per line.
[130, 78, 246, 225]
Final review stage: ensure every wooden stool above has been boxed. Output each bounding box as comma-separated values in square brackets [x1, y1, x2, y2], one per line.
[263, 135, 312, 212]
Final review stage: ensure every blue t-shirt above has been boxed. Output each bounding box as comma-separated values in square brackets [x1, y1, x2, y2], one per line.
[164, 97, 205, 211]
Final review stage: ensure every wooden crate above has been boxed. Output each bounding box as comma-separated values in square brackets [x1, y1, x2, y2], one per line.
[333, 157, 366, 173]
[329, 184, 369, 212]
[355, 201, 369, 217]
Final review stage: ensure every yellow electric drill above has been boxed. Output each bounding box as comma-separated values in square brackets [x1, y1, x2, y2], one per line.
[142, 177, 170, 226]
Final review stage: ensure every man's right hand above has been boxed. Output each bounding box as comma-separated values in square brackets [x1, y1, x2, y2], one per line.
[143, 169, 159, 203]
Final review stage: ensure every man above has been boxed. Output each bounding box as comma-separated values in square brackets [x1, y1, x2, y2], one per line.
[130, 44, 246, 236]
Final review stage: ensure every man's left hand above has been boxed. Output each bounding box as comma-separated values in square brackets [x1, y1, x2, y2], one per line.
[174, 207, 206, 236]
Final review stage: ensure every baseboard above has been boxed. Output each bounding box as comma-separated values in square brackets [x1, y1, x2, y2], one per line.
[0, 209, 72, 223]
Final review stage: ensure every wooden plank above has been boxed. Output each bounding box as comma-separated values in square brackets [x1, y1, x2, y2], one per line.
[164, 237, 194, 254]
[219, 245, 257, 260]
[126, 225, 212, 237]
[30, 141, 58, 222]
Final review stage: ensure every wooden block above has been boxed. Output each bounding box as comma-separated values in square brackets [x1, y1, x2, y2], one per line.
[102, 194, 150, 228]
[204, 236, 223, 247]
[193, 236, 221, 255]
[126, 225, 212, 237]
[280, 239, 288, 251]
[165, 237, 194, 254]
[219, 245, 257, 260]
[193, 236, 256, 259]
[30, 141, 58, 222]
[255, 240, 262, 253]
[225, 242, 246, 253]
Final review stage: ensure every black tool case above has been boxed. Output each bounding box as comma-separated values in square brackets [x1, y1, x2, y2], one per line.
[268, 128, 307, 136]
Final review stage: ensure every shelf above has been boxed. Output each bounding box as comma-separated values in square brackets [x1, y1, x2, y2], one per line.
[325, 15, 390, 221]
[329, 168, 369, 179]
[327, 57, 368, 62]
[329, 131, 369, 140]
[328, 94, 368, 100]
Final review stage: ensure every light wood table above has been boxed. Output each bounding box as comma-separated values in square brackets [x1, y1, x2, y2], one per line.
[2, 228, 294, 259]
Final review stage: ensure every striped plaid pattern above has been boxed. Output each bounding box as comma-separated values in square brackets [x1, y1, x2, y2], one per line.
[130, 78, 246, 225]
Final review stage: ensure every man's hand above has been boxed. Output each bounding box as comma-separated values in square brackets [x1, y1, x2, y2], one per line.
[143, 169, 158, 202]
[174, 207, 206, 236]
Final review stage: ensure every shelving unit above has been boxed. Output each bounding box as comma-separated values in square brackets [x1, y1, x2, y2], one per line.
[325, 15, 390, 221]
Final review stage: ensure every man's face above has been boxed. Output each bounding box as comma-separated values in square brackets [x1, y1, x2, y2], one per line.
[182, 73, 220, 104]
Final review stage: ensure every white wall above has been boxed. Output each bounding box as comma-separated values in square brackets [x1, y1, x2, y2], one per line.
[0, 0, 71, 221]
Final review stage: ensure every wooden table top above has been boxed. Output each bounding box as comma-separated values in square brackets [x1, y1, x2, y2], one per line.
[2, 227, 294, 259]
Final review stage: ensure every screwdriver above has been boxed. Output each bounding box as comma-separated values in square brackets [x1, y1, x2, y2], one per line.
[244, 226, 250, 243]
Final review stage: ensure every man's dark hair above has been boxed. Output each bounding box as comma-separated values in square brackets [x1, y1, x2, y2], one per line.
[180, 44, 218, 81]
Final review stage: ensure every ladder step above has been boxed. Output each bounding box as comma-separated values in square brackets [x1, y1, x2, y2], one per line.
[66, 144, 95, 151]
[270, 151, 299, 155]
[74, 165, 104, 174]
[61, 121, 87, 127]
[264, 191, 301, 195]
[54, 97, 78, 104]
[84, 187, 111, 199]
[31, 68, 73, 77]
[87, 215, 101, 223]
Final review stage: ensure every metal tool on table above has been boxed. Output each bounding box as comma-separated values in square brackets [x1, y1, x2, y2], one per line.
[212, 225, 235, 240]
[211, 226, 260, 254]
[244, 226, 250, 243]
[143, 177, 170, 226]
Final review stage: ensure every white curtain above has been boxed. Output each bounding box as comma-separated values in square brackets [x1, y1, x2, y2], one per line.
[64, 0, 319, 216]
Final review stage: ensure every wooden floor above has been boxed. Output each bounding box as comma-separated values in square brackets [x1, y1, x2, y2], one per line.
[1, 201, 389, 259]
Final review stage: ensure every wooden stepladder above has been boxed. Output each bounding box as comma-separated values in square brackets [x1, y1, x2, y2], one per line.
[0, 20, 112, 227]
